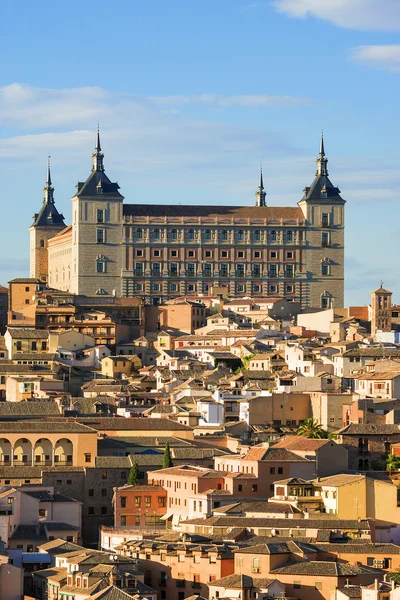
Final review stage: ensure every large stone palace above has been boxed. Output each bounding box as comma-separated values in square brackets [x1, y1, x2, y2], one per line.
[29, 130, 345, 307]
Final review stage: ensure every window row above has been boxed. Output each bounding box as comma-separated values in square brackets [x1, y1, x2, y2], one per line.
[134, 249, 296, 260]
[132, 228, 301, 242]
[134, 283, 295, 295]
[133, 262, 300, 277]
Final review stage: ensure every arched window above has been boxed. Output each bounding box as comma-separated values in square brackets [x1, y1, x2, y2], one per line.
[170, 229, 177, 240]
[40, 239, 45, 248]
[270, 230, 277, 241]
[254, 230, 260, 241]
[187, 229, 195, 241]
[237, 230, 244, 241]
[204, 229, 211, 241]
[136, 228, 143, 239]
[153, 229, 160, 240]
[286, 230, 293, 242]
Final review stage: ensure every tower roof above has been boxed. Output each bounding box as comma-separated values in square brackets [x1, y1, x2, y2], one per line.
[75, 128, 123, 199]
[300, 134, 344, 203]
[372, 284, 392, 295]
[31, 160, 65, 227]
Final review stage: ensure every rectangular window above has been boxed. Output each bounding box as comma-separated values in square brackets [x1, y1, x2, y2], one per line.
[84, 453, 91, 463]
[321, 213, 329, 226]
[187, 263, 195, 276]
[88, 507, 94, 515]
[322, 263, 329, 276]
[285, 264, 294, 277]
[145, 496, 151, 507]
[220, 263, 228, 276]
[135, 497, 142, 507]
[97, 209, 104, 223]
[269, 264, 277, 277]
[97, 228, 105, 243]
[96, 260, 105, 273]
[270, 467, 275, 474]
[135, 263, 143, 275]
[120, 496, 127, 508]
[322, 231, 330, 247]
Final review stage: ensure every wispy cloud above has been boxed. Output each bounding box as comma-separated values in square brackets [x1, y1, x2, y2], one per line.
[350, 45, 400, 72]
[272, 0, 400, 31]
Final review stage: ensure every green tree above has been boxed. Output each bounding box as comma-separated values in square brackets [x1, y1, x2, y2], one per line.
[388, 569, 400, 584]
[127, 460, 139, 485]
[162, 440, 173, 469]
[386, 453, 400, 473]
[297, 418, 327, 439]
[241, 353, 255, 371]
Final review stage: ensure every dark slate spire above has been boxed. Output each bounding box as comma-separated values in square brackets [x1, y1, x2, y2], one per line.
[43, 156, 55, 204]
[255, 166, 266, 207]
[92, 124, 105, 173]
[316, 132, 328, 176]
[32, 159, 65, 227]
[300, 133, 343, 202]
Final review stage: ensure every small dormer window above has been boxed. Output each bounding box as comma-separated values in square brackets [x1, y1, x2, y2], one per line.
[96, 181, 103, 194]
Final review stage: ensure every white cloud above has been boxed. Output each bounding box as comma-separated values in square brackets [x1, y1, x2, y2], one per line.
[350, 45, 400, 72]
[272, 0, 400, 31]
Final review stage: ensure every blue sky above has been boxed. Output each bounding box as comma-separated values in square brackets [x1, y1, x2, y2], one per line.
[1, 0, 400, 304]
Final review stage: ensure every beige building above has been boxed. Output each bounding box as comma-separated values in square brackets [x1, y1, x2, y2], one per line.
[0, 421, 98, 467]
[30, 131, 345, 308]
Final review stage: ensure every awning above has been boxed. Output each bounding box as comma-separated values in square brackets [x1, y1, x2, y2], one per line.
[160, 513, 173, 521]
[172, 514, 181, 526]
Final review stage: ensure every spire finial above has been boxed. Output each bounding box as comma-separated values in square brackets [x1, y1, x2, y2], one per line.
[43, 156, 54, 204]
[47, 155, 52, 186]
[316, 131, 328, 176]
[92, 124, 105, 172]
[255, 164, 266, 207]
[320, 130, 325, 156]
[96, 122, 101, 151]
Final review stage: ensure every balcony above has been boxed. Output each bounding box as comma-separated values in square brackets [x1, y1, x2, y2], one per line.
[176, 581, 186, 588]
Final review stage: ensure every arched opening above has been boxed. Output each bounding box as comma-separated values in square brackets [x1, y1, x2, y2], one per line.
[40, 239, 45, 248]
[364, 459, 369, 470]
[54, 438, 73, 465]
[0, 438, 12, 465]
[34, 438, 53, 466]
[14, 438, 33, 466]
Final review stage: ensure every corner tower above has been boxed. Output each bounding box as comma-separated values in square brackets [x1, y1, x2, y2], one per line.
[70, 128, 124, 296]
[298, 135, 346, 308]
[29, 160, 66, 282]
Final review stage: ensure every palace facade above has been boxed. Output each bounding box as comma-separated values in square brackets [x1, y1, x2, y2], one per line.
[29, 131, 345, 308]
